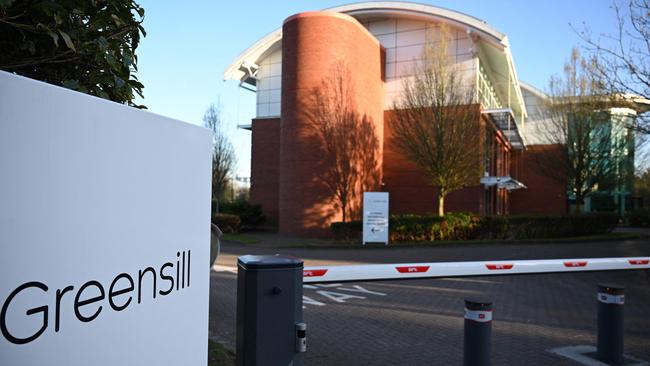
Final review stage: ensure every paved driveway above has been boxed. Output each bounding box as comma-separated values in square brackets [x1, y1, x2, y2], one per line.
[210, 238, 650, 365]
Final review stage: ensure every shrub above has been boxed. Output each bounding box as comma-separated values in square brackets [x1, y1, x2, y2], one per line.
[330, 212, 618, 242]
[569, 212, 619, 235]
[219, 198, 266, 229]
[213, 213, 241, 234]
[389, 215, 435, 241]
[628, 210, 650, 227]
[390, 212, 480, 241]
[331, 220, 362, 241]
[502, 213, 617, 239]
[331, 212, 480, 242]
[507, 215, 573, 239]
[476, 216, 509, 239]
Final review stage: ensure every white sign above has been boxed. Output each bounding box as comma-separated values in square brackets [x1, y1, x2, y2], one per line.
[362, 192, 389, 245]
[0, 72, 212, 365]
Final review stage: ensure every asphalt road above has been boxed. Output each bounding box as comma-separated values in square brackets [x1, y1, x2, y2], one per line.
[209, 238, 650, 365]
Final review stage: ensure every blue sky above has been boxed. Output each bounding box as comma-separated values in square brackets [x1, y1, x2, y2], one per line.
[134, 0, 621, 177]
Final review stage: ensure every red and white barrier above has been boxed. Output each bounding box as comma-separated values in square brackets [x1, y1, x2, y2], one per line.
[302, 257, 650, 283]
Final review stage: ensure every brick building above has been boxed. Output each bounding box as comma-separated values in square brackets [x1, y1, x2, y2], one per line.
[224, 2, 646, 236]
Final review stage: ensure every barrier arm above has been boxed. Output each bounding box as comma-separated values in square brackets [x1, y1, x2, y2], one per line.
[302, 257, 650, 283]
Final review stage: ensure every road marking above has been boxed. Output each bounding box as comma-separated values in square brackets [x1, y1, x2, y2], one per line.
[303, 296, 326, 308]
[336, 285, 386, 296]
[316, 290, 366, 303]
[303, 284, 388, 308]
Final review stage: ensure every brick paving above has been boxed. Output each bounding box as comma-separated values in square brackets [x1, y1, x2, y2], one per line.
[210, 237, 650, 365]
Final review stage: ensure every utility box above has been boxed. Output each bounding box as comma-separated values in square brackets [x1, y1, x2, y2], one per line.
[236, 255, 304, 366]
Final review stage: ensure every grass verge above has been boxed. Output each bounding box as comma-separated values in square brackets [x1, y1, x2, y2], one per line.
[208, 340, 235, 366]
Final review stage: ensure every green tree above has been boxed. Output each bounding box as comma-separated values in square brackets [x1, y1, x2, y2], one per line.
[0, 0, 146, 106]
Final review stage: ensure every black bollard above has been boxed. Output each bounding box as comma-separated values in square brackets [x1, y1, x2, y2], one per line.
[464, 298, 492, 366]
[596, 283, 625, 364]
[236, 255, 304, 366]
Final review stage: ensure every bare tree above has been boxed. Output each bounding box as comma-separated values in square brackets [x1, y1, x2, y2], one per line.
[635, 166, 650, 204]
[574, 0, 650, 174]
[532, 49, 617, 212]
[390, 27, 480, 216]
[575, 0, 650, 132]
[305, 61, 381, 222]
[203, 103, 236, 214]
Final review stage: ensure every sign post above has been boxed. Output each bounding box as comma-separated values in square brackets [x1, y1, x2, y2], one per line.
[362, 192, 389, 245]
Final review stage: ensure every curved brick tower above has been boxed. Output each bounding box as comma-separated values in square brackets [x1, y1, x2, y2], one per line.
[279, 12, 384, 236]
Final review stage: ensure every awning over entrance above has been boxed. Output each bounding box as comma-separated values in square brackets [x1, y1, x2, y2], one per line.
[480, 175, 527, 191]
[482, 108, 524, 150]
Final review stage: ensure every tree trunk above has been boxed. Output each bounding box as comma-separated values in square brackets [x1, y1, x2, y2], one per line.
[438, 191, 445, 217]
[341, 200, 348, 223]
[574, 192, 584, 213]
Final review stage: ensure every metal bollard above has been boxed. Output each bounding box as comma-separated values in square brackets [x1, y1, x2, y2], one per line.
[596, 283, 625, 364]
[236, 255, 305, 366]
[464, 298, 492, 366]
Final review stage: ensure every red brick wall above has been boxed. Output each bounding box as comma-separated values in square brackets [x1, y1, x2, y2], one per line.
[250, 118, 280, 226]
[279, 12, 384, 236]
[510, 145, 567, 214]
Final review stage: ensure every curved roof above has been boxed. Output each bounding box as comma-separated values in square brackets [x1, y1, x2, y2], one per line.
[225, 2, 509, 80]
[224, 1, 527, 117]
[328, 2, 506, 45]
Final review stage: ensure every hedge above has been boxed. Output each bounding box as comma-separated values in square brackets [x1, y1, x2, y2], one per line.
[503, 213, 618, 239]
[628, 210, 650, 227]
[331, 212, 619, 242]
[332, 212, 479, 242]
[389, 212, 479, 241]
[220, 198, 266, 229]
[213, 213, 241, 234]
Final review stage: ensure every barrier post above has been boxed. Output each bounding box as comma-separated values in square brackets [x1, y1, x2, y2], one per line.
[464, 298, 492, 366]
[596, 283, 624, 364]
[236, 255, 305, 366]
